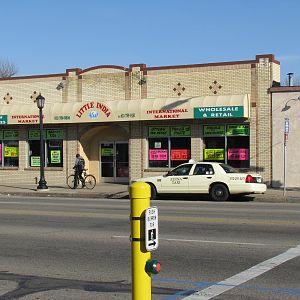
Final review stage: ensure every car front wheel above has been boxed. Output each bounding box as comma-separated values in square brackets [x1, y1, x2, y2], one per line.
[149, 183, 157, 200]
[210, 183, 229, 201]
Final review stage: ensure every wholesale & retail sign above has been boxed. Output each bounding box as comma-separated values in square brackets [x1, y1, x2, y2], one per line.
[194, 106, 244, 119]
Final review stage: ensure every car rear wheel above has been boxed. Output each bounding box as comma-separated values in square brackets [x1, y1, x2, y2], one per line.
[149, 183, 157, 200]
[210, 183, 229, 201]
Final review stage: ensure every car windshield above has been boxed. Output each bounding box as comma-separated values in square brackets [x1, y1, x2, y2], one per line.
[220, 164, 239, 173]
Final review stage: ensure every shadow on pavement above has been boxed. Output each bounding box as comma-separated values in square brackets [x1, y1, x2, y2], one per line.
[0, 271, 180, 299]
[156, 194, 254, 202]
[0, 185, 36, 192]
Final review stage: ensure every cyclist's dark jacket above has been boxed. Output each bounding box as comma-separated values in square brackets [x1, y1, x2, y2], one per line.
[74, 156, 85, 171]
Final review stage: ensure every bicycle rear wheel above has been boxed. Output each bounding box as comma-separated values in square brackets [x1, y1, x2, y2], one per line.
[84, 175, 96, 189]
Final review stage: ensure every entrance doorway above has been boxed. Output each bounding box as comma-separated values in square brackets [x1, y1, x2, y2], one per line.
[100, 142, 129, 183]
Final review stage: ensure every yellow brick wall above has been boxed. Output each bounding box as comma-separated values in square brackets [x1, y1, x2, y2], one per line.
[0, 77, 64, 105]
[81, 73, 126, 101]
[146, 65, 252, 99]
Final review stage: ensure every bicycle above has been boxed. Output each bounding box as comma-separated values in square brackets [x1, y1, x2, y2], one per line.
[67, 169, 96, 189]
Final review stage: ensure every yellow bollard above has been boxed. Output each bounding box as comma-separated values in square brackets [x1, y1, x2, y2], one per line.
[130, 182, 151, 300]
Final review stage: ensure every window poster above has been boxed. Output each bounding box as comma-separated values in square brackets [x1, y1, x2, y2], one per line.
[149, 149, 168, 160]
[171, 149, 191, 160]
[228, 148, 249, 160]
[50, 150, 61, 163]
[203, 149, 224, 161]
[154, 142, 162, 149]
[4, 147, 19, 157]
[101, 148, 114, 156]
[31, 156, 40, 167]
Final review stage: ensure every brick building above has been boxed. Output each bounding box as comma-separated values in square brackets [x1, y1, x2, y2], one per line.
[0, 54, 280, 185]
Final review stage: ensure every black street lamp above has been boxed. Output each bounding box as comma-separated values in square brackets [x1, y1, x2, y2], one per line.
[36, 94, 48, 190]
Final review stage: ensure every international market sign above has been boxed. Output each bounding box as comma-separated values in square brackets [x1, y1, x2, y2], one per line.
[194, 106, 244, 119]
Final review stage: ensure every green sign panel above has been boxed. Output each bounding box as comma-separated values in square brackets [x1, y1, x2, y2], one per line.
[194, 106, 244, 119]
[28, 129, 63, 140]
[28, 130, 45, 140]
[148, 126, 170, 137]
[226, 124, 249, 136]
[3, 130, 19, 140]
[203, 125, 225, 136]
[0, 115, 8, 125]
[204, 149, 225, 161]
[46, 129, 64, 139]
[170, 126, 191, 137]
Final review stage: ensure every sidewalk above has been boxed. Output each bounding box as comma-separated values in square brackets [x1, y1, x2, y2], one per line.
[0, 183, 129, 199]
[0, 183, 299, 203]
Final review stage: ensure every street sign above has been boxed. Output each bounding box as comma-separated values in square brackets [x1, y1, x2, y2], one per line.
[145, 206, 159, 251]
[284, 118, 289, 133]
[284, 118, 290, 145]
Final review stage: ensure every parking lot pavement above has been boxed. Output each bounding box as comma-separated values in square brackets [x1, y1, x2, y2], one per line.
[0, 183, 299, 203]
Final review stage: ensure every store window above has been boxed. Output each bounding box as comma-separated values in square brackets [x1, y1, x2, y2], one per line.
[0, 130, 19, 167]
[148, 126, 191, 168]
[28, 129, 64, 167]
[203, 124, 250, 168]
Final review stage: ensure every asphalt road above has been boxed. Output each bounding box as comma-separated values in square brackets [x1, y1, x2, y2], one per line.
[0, 195, 299, 299]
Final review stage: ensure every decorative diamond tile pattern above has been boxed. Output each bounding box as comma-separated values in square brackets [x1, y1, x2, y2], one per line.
[173, 82, 186, 96]
[3, 93, 12, 104]
[30, 91, 38, 103]
[209, 80, 222, 94]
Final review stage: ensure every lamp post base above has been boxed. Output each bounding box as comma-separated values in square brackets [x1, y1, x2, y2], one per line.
[37, 179, 48, 190]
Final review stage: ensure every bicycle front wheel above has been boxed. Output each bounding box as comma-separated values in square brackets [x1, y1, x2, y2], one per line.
[84, 175, 96, 189]
[67, 175, 76, 189]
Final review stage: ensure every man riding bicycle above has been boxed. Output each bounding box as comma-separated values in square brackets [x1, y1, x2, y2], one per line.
[73, 154, 85, 188]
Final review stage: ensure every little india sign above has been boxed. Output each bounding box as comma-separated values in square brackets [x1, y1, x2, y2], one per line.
[194, 106, 244, 119]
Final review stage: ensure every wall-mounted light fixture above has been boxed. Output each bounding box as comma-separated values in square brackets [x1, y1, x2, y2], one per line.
[282, 96, 300, 111]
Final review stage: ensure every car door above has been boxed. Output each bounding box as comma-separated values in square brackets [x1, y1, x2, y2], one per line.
[188, 163, 215, 193]
[160, 164, 193, 193]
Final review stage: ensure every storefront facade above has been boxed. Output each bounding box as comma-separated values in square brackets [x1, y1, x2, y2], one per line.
[0, 54, 280, 185]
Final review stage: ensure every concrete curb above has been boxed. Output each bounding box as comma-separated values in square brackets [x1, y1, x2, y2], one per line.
[1, 190, 299, 203]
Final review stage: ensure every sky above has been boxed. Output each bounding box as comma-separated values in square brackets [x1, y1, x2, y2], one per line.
[2, 0, 300, 83]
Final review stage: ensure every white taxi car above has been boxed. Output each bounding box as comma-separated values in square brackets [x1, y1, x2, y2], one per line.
[132, 161, 267, 201]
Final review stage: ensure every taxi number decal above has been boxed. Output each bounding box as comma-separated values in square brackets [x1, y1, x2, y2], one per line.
[229, 176, 246, 181]
[170, 177, 182, 184]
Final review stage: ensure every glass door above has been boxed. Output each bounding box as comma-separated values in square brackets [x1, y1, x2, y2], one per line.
[100, 143, 114, 182]
[116, 143, 129, 181]
[100, 142, 128, 183]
